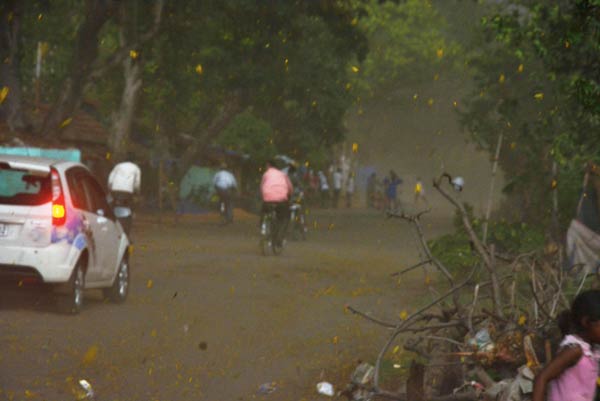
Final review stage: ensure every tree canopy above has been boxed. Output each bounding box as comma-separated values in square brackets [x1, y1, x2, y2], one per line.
[460, 0, 600, 227]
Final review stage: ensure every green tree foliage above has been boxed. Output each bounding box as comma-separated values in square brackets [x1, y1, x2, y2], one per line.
[352, 0, 459, 96]
[218, 110, 276, 168]
[460, 0, 600, 226]
[135, 0, 367, 165]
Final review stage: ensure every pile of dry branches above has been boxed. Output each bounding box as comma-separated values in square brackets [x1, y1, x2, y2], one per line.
[347, 173, 589, 401]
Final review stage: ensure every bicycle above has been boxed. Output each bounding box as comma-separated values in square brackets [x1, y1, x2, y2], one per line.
[289, 191, 307, 241]
[216, 189, 233, 225]
[259, 204, 284, 256]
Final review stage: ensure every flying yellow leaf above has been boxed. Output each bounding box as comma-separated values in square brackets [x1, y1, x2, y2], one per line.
[105, 152, 111, 160]
[351, 65, 359, 73]
[433, 73, 439, 81]
[510, 142, 517, 150]
[413, 93, 418, 101]
[147, 279, 153, 289]
[534, 92, 544, 100]
[436, 48, 444, 58]
[345, 82, 352, 91]
[453, 100, 458, 107]
[551, 179, 558, 189]
[129, 50, 139, 60]
[351, 17, 358, 26]
[427, 98, 434, 107]
[564, 40, 570, 49]
[24, 390, 36, 399]
[332, 336, 339, 344]
[311, 100, 317, 107]
[59, 117, 72, 129]
[352, 143, 358, 153]
[498, 73, 505, 84]
[195, 64, 203, 75]
[424, 275, 431, 285]
[392, 345, 400, 354]
[517, 64, 524, 73]
[399, 310, 408, 321]
[37, 14, 43, 21]
[518, 315, 527, 326]
[82, 344, 99, 365]
[0, 86, 10, 104]
[151, 328, 157, 337]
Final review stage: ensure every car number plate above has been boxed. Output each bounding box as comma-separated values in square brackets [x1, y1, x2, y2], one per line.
[0, 224, 7, 237]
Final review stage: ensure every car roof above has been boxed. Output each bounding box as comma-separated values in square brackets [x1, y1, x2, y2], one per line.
[0, 154, 83, 172]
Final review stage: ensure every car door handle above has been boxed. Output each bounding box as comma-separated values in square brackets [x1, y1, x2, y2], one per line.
[97, 216, 108, 224]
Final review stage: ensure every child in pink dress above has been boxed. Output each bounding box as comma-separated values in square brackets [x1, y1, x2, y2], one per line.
[533, 290, 600, 401]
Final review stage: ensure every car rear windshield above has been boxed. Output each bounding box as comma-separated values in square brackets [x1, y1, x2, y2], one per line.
[0, 165, 51, 206]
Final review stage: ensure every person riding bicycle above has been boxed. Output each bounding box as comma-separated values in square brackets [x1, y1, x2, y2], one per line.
[213, 163, 237, 224]
[260, 159, 294, 246]
[108, 158, 141, 235]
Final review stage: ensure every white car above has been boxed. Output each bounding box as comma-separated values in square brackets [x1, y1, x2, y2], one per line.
[0, 155, 130, 313]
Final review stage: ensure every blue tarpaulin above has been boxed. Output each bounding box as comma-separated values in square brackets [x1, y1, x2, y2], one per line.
[0, 147, 81, 162]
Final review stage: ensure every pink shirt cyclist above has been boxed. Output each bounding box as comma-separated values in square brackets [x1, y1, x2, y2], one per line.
[261, 165, 293, 202]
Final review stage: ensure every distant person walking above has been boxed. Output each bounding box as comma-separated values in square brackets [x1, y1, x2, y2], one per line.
[213, 164, 237, 224]
[414, 177, 429, 208]
[366, 172, 376, 208]
[332, 168, 343, 208]
[385, 170, 402, 213]
[318, 170, 329, 208]
[345, 172, 355, 208]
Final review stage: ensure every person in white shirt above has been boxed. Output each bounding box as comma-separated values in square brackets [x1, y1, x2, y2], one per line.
[345, 172, 355, 208]
[318, 170, 329, 208]
[108, 160, 141, 235]
[213, 164, 237, 224]
[332, 168, 343, 208]
[108, 161, 141, 200]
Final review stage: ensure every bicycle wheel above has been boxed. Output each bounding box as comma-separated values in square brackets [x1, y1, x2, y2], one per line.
[259, 217, 271, 256]
[271, 213, 283, 255]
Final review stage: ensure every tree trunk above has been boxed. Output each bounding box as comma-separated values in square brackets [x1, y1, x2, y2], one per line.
[482, 133, 503, 244]
[39, 0, 116, 137]
[177, 96, 242, 176]
[110, 59, 141, 162]
[109, 9, 142, 163]
[0, 0, 26, 131]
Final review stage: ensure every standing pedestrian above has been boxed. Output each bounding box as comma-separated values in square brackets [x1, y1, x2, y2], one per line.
[318, 170, 329, 208]
[414, 177, 429, 208]
[386, 170, 402, 213]
[346, 171, 355, 208]
[366, 172, 376, 208]
[332, 168, 343, 208]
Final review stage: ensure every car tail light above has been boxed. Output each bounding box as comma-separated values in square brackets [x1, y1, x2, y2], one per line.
[51, 168, 66, 226]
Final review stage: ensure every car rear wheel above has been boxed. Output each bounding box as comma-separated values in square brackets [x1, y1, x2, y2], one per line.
[62, 261, 85, 314]
[104, 257, 129, 303]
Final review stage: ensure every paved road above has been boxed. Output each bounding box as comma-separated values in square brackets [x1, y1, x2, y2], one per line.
[0, 208, 454, 401]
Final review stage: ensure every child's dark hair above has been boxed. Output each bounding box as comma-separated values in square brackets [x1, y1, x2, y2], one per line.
[567, 290, 600, 333]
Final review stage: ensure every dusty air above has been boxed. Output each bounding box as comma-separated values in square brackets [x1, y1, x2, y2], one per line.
[1, 1, 599, 400]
